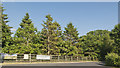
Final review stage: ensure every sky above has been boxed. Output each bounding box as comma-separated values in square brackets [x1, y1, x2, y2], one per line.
[2, 2, 118, 36]
[1, 0, 120, 2]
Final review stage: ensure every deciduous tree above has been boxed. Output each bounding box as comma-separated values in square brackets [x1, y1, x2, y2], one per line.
[110, 24, 120, 55]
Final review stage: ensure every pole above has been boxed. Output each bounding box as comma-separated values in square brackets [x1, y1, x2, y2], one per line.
[65, 56, 67, 61]
[29, 53, 31, 63]
[58, 55, 59, 62]
[77, 56, 78, 61]
[16, 53, 17, 62]
[71, 56, 73, 61]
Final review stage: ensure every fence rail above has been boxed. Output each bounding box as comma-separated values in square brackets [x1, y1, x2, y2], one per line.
[3, 54, 98, 63]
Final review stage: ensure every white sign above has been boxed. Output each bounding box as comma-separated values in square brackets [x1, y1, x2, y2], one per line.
[4, 54, 17, 59]
[36, 55, 50, 60]
[24, 54, 29, 59]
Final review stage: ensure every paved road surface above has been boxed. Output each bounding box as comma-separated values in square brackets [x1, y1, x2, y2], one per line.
[2, 62, 112, 68]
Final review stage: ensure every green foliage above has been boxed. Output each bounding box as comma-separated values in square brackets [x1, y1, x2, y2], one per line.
[3, 13, 40, 54]
[2, 44, 33, 54]
[15, 13, 37, 42]
[1, 7, 119, 66]
[0, 5, 2, 51]
[63, 23, 81, 56]
[105, 53, 120, 67]
[110, 24, 120, 55]
[81, 30, 114, 60]
[40, 14, 62, 55]
[0, 6, 13, 48]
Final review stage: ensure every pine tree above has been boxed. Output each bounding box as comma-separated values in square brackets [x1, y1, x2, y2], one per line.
[40, 14, 62, 55]
[63, 23, 79, 56]
[14, 13, 37, 54]
[0, 6, 12, 48]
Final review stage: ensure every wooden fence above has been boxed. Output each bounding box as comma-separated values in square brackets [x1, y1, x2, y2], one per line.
[3, 54, 98, 63]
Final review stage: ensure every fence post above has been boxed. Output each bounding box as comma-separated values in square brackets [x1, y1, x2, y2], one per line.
[77, 56, 78, 61]
[29, 53, 31, 63]
[71, 56, 73, 61]
[50, 55, 52, 62]
[58, 55, 59, 62]
[16, 53, 17, 62]
[93, 57, 94, 61]
[65, 56, 67, 61]
[86, 57, 87, 61]
[89, 57, 91, 61]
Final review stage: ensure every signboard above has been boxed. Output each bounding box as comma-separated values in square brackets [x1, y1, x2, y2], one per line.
[4, 56, 17, 59]
[36, 55, 50, 60]
[24, 54, 29, 59]
[4, 54, 17, 59]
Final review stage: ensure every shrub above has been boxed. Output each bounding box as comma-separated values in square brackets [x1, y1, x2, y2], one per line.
[117, 56, 120, 67]
[105, 53, 119, 66]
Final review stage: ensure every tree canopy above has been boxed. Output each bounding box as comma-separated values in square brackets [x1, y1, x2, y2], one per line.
[1, 10, 119, 61]
[40, 14, 62, 55]
[0, 6, 12, 48]
[110, 24, 120, 55]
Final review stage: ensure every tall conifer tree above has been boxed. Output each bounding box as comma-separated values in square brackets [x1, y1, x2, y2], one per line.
[0, 6, 12, 48]
[63, 23, 79, 56]
[14, 13, 37, 54]
[40, 14, 62, 55]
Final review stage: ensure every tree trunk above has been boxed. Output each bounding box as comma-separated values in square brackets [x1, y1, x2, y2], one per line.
[48, 36, 50, 55]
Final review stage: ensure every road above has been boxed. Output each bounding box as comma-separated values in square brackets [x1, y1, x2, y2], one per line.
[2, 62, 112, 68]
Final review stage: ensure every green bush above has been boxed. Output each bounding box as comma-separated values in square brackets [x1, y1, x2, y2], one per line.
[105, 53, 120, 67]
[117, 56, 120, 66]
